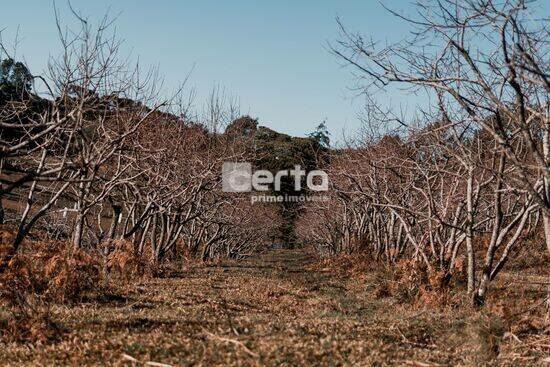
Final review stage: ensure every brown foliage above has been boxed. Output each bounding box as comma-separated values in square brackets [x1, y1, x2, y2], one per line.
[107, 239, 150, 280]
[0, 235, 102, 341]
[2, 240, 102, 303]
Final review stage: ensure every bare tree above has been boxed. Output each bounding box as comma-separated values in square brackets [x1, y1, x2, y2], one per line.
[331, 0, 549, 250]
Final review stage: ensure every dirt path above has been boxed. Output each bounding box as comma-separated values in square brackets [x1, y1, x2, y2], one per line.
[0, 247, 544, 366]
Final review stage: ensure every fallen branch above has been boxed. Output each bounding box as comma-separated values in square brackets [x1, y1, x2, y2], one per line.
[203, 329, 259, 358]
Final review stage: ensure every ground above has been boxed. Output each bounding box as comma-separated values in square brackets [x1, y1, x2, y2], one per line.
[0, 247, 548, 366]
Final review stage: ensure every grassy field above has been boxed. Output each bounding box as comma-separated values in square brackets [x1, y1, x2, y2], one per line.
[0, 247, 548, 366]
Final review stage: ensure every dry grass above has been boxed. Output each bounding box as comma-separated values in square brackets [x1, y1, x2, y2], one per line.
[0, 246, 548, 366]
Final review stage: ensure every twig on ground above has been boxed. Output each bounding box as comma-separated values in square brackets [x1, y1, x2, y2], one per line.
[203, 329, 259, 358]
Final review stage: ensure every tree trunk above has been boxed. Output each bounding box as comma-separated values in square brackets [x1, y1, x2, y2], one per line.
[466, 168, 476, 295]
[0, 160, 4, 225]
[150, 214, 159, 266]
[543, 212, 550, 254]
[543, 120, 550, 254]
[475, 154, 505, 306]
[73, 213, 84, 249]
[201, 243, 211, 262]
[103, 204, 122, 277]
[0, 196, 4, 225]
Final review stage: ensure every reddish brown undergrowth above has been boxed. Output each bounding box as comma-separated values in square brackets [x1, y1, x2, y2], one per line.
[0, 227, 150, 342]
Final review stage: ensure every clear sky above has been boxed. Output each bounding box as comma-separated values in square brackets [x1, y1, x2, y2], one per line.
[2, 1, 546, 141]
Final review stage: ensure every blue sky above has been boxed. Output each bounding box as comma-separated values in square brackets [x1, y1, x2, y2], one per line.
[3, 1, 546, 141]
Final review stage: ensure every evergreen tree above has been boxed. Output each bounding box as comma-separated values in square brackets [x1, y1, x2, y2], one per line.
[0, 58, 33, 95]
[308, 121, 330, 148]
